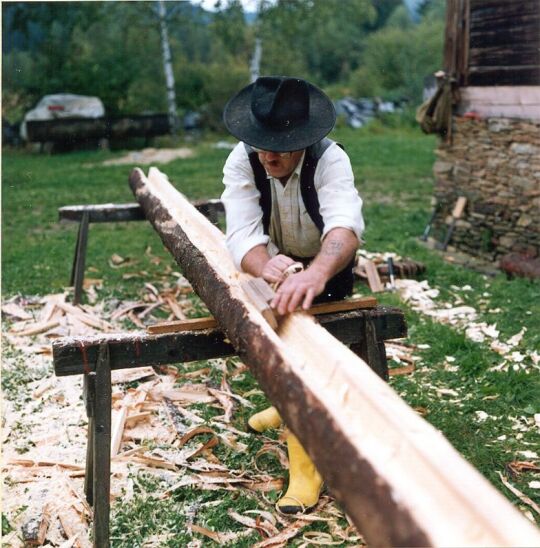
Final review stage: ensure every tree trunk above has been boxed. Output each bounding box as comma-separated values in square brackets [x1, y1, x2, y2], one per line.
[157, 0, 179, 135]
[128, 166, 540, 547]
[250, 37, 262, 83]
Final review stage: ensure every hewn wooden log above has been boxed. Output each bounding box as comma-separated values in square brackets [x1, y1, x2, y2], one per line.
[59, 203, 146, 223]
[128, 167, 540, 547]
[58, 199, 223, 224]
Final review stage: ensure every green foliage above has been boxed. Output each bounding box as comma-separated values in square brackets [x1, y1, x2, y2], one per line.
[210, 0, 251, 59]
[385, 4, 415, 28]
[2, 513, 13, 536]
[349, 18, 445, 102]
[3, 0, 446, 125]
[419, 0, 447, 20]
[370, 0, 402, 29]
[199, 62, 250, 130]
[259, 0, 375, 84]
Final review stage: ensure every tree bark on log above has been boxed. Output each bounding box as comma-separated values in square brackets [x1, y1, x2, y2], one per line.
[128, 166, 540, 547]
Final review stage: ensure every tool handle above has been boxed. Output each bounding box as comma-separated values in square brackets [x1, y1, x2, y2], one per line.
[387, 257, 396, 288]
[420, 204, 439, 241]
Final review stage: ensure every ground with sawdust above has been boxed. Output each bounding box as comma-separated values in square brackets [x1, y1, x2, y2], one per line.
[3, 249, 539, 546]
[2, 266, 374, 546]
[101, 148, 194, 166]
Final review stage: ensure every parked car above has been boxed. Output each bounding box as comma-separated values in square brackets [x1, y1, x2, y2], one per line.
[20, 93, 105, 141]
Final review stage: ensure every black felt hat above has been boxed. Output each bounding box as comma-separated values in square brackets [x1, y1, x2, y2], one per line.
[223, 76, 336, 152]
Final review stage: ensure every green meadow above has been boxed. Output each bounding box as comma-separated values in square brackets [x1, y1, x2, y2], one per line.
[2, 125, 539, 542]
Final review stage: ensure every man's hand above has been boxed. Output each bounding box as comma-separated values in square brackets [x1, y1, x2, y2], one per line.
[271, 267, 326, 315]
[261, 254, 296, 284]
[270, 228, 359, 315]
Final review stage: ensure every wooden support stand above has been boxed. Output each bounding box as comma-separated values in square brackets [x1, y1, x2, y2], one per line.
[53, 306, 405, 546]
[82, 343, 111, 548]
[59, 200, 224, 304]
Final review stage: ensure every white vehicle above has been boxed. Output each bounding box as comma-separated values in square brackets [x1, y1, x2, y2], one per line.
[20, 94, 105, 141]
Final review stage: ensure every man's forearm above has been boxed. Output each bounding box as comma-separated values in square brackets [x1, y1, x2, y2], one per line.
[240, 245, 271, 277]
[270, 228, 358, 314]
[309, 228, 359, 282]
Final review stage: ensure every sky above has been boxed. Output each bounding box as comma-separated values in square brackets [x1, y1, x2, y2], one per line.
[191, 0, 264, 12]
[192, 0, 424, 17]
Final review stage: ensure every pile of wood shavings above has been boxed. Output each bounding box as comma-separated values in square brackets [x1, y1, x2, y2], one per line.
[2, 285, 365, 547]
[392, 278, 539, 373]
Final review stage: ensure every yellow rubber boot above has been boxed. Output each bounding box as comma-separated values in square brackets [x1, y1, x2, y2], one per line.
[277, 432, 323, 514]
[247, 406, 282, 433]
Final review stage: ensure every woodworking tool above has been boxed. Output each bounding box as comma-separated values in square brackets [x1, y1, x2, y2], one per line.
[437, 196, 467, 251]
[387, 257, 396, 290]
[420, 198, 439, 242]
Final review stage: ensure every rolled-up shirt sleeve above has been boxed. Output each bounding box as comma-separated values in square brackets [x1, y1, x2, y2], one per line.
[221, 143, 269, 269]
[315, 143, 365, 242]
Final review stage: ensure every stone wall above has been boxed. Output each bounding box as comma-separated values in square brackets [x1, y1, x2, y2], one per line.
[432, 117, 540, 261]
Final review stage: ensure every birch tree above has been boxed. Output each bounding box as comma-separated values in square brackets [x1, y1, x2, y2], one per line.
[250, 38, 262, 82]
[157, 0, 179, 135]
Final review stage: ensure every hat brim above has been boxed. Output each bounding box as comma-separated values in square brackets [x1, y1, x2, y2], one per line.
[223, 81, 336, 152]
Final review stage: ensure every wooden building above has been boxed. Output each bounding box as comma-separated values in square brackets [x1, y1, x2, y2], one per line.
[431, 0, 540, 266]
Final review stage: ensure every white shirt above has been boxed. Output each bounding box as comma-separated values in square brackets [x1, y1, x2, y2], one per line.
[221, 141, 364, 269]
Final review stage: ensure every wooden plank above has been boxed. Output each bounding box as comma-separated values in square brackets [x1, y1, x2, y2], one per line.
[470, 26, 540, 50]
[443, 0, 459, 75]
[469, 3, 539, 28]
[460, 86, 540, 105]
[470, 0, 539, 18]
[458, 86, 540, 120]
[439, 197, 467, 251]
[308, 295, 377, 314]
[468, 66, 540, 87]
[452, 196, 467, 218]
[147, 316, 218, 334]
[364, 260, 384, 293]
[146, 295, 378, 335]
[127, 166, 540, 547]
[53, 307, 405, 376]
[21, 503, 51, 546]
[457, 0, 470, 84]
[469, 47, 540, 68]
[240, 279, 278, 329]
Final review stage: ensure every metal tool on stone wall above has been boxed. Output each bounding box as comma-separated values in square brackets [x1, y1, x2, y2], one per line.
[437, 196, 467, 251]
[420, 198, 440, 242]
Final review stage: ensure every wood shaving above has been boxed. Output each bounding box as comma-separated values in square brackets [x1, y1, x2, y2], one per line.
[498, 472, 540, 515]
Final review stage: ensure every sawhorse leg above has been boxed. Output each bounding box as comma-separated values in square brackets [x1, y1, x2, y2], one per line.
[350, 314, 389, 381]
[71, 210, 90, 305]
[83, 343, 112, 547]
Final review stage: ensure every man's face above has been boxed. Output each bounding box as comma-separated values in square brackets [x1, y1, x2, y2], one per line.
[257, 149, 304, 179]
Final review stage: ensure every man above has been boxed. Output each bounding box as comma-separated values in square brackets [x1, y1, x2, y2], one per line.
[221, 76, 364, 513]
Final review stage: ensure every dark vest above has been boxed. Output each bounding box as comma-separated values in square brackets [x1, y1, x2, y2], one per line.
[244, 138, 354, 303]
[244, 138, 338, 235]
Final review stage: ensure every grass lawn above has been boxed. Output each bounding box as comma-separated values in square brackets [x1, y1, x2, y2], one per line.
[2, 125, 539, 542]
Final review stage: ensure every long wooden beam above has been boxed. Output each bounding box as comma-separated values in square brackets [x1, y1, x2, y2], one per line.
[58, 199, 224, 224]
[128, 167, 540, 547]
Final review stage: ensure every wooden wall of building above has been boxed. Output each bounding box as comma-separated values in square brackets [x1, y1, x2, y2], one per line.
[444, 0, 540, 87]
